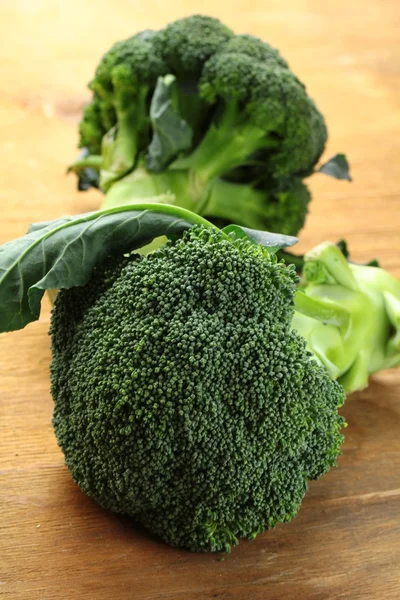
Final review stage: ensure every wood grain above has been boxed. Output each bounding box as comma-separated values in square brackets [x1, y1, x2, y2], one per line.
[1, 1, 400, 598]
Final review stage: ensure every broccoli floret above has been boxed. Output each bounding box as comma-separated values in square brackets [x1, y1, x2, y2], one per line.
[292, 242, 400, 392]
[173, 36, 326, 181]
[74, 30, 169, 190]
[219, 34, 289, 67]
[50, 227, 345, 553]
[79, 99, 106, 155]
[153, 15, 234, 78]
[69, 15, 335, 236]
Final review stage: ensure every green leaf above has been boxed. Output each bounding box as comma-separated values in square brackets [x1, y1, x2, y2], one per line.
[77, 168, 100, 191]
[336, 239, 349, 259]
[0, 203, 216, 333]
[27, 216, 77, 234]
[317, 154, 352, 181]
[147, 75, 193, 173]
[67, 148, 102, 192]
[222, 224, 298, 254]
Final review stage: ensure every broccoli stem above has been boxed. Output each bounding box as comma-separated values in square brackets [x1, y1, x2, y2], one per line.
[292, 242, 400, 392]
[96, 96, 116, 133]
[203, 178, 267, 229]
[294, 291, 350, 328]
[293, 287, 371, 390]
[383, 291, 400, 366]
[101, 165, 204, 213]
[171, 102, 276, 182]
[100, 86, 149, 190]
[68, 155, 103, 173]
[101, 167, 308, 235]
[303, 241, 358, 290]
[101, 164, 277, 231]
[349, 263, 400, 372]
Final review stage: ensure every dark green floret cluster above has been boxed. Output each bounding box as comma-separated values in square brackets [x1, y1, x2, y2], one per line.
[70, 15, 329, 236]
[50, 227, 345, 552]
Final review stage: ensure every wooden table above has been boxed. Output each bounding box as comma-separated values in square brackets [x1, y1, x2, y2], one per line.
[1, 1, 399, 598]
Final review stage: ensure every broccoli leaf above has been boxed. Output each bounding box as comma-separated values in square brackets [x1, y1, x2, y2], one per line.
[67, 148, 102, 188]
[0, 204, 215, 333]
[77, 168, 100, 191]
[147, 75, 193, 173]
[317, 154, 352, 181]
[27, 217, 76, 234]
[222, 224, 298, 254]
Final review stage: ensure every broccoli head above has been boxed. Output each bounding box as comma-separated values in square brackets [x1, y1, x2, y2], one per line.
[69, 15, 337, 237]
[50, 227, 345, 552]
[153, 14, 234, 78]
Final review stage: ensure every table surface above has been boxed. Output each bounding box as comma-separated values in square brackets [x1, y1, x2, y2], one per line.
[1, 1, 400, 599]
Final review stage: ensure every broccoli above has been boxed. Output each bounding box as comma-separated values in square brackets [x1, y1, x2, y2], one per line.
[69, 15, 349, 236]
[3, 204, 397, 553]
[49, 226, 345, 552]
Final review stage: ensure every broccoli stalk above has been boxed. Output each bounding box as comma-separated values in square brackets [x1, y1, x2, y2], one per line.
[100, 165, 202, 212]
[101, 168, 310, 235]
[169, 104, 275, 183]
[99, 65, 151, 190]
[292, 242, 400, 393]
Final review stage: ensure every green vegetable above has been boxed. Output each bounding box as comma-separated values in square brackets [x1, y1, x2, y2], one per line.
[1, 204, 397, 552]
[69, 15, 350, 236]
[293, 242, 400, 393]
[316, 154, 352, 181]
[49, 223, 345, 553]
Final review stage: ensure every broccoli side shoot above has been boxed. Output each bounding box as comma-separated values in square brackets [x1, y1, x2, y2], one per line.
[74, 30, 169, 190]
[50, 227, 345, 553]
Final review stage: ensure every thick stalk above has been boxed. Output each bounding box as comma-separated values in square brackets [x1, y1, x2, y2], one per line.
[292, 243, 400, 393]
[170, 103, 275, 182]
[202, 178, 267, 228]
[101, 166, 208, 214]
[292, 285, 371, 390]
